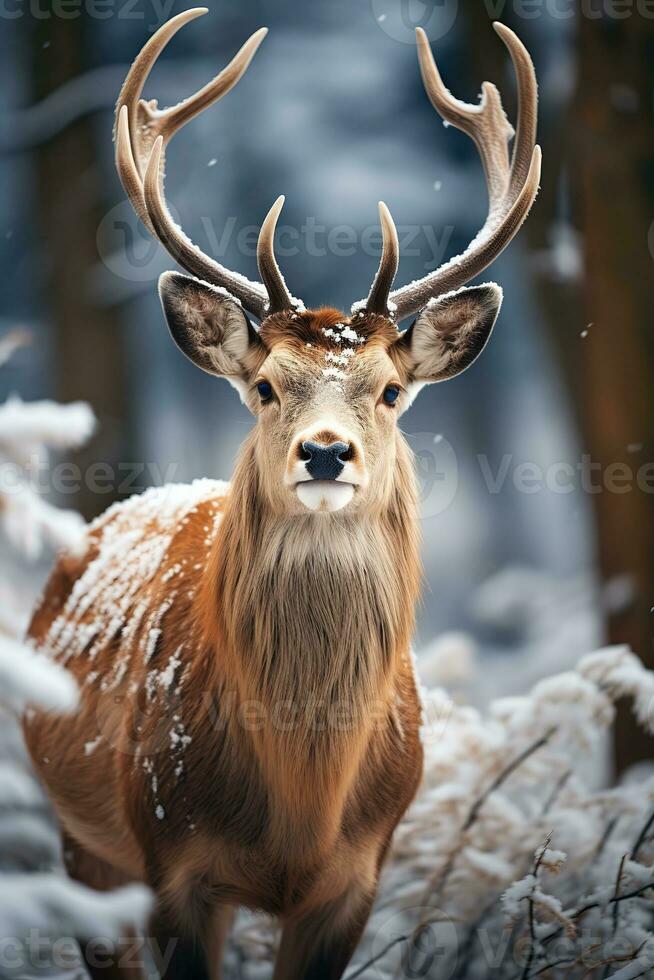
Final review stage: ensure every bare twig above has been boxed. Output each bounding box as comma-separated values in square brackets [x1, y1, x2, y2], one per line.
[526, 955, 577, 978]
[611, 854, 627, 934]
[520, 834, 553, 980]
[600, 856, 628, 980]
[594, 815, 620, 861]
[592, 939, 648, 980]
[345, 933, 410, 980]
[573, 880, 654, 920]
[465, 731, 558, 835]
[543, 770, 571, 816]
[541, 879, 654, 950]
[631, 806, 654, 862]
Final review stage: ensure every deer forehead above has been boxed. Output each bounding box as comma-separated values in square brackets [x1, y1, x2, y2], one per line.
[258, 308, 399, 349]
[258, 309, 403, 396]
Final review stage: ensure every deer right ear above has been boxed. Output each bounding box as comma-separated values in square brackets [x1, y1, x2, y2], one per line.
[396, 284, 502, 385]
[158, 272, 265, 388]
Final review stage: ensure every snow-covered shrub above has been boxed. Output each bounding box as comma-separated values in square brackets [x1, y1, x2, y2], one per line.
[0, 332, 152, 975]
[226, 646, 654, 980]
[0, 332, 94, 564]
[354, 645, 654, 980]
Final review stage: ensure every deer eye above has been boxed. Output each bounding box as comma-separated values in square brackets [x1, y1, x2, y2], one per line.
[383, 385, 400, 406]
[257, 381, 273, 403]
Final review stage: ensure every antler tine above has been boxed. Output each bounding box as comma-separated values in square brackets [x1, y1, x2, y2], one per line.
[116, 10, 296, 318]
[157, 27, 268, 139]
[359, 22, 541, 322]
[493, 22, 538, 198]
[365, 202, 399, 315]
[116, 8, 267, 177]
[143, 136, 269, 319]
[116, 104, 151, 231]
[257, 196, 296, 315]
[115, 7, 210, 228]
[415, 26, 514, 211]
[116, 8, 203, 147]
[115, 18, 268, 228]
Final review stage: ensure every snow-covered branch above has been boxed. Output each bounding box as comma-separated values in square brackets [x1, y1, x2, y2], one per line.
[0, 336, 152, 971]
[0, 390, 95, 561]
[0, 635, 78, 713]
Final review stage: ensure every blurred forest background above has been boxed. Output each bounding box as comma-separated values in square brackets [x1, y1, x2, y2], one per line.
[1, 0, 653, 773]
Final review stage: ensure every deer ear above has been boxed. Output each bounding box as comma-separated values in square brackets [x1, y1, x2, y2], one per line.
[158, 272, 265, 385]
[397, 284, 502, 384]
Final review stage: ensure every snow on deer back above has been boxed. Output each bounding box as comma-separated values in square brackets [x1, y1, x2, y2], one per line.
[26, 480, 228, 873]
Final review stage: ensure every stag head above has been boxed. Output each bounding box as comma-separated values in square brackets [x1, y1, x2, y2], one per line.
[115, 8, 540, 515]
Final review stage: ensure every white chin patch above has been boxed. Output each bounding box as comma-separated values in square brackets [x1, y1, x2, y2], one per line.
[296, 481, 354, 513]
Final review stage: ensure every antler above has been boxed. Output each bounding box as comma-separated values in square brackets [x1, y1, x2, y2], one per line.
[115, 8, 298, 319]
[365, 202, 400, 315]
[358, 22, 541, 322]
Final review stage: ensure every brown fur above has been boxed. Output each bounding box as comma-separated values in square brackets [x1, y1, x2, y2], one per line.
[24, 306, 425, 980]
[260, 308, 400, 354]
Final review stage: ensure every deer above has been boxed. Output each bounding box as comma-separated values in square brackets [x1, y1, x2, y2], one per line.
[24, 9, 540, 980]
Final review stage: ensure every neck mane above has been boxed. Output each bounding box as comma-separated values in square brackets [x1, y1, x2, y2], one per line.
[199, 432, 421, 816]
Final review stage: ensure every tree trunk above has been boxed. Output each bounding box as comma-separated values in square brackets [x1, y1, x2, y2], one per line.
[461, 3, 654, 770]
[571, 12, 654, 770]
[30, 12, 132, 521]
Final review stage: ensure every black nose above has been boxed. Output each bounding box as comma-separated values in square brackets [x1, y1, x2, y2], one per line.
[302, 441, 350, 481]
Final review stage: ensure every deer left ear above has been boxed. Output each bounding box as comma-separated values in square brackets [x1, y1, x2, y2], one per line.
[158, 272, 265, 388]
[397, 284, 502, 384]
